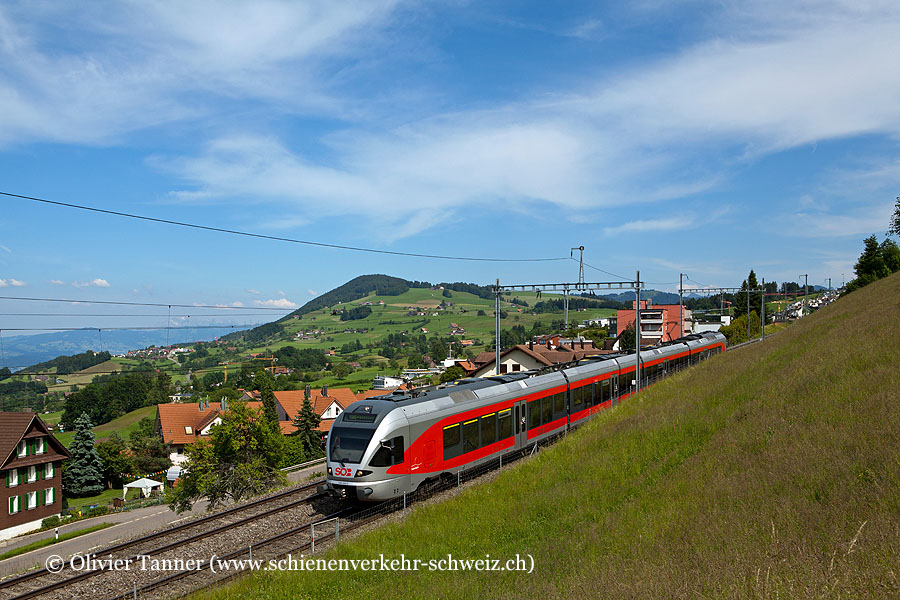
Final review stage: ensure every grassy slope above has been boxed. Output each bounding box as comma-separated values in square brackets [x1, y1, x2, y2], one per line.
[53, 405, 158, 447]
[198, 272, 900, 599]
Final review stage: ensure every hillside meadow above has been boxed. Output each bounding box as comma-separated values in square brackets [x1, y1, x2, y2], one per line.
[195, 271, 900, 599]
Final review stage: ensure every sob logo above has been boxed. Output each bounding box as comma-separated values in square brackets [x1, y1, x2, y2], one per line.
[334, 467, 353, 477]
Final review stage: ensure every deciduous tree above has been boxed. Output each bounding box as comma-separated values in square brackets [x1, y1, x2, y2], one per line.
[167, 401, 285, 512]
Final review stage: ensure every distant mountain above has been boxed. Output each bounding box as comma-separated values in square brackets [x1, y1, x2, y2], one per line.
[3, 327, 251, 371]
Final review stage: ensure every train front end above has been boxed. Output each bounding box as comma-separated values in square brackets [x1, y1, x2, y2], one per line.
[323, 400, 410, 502]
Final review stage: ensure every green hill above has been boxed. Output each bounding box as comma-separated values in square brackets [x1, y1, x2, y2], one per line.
[197, 272, 900, 598]
[282, 274, 412, 319]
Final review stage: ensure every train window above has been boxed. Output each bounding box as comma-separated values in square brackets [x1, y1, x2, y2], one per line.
[601, 379, 610, 402]
[370, 445, 390, 467]
[528, 400, 540, 430]
[443, 424, 460, 448]
[498, 409, 512, 439]
[554, 393, 565, 414]
[391, 436, 405, 464]
[481, 413, 497, 446]
[463, 419, 479, 453]
[369, 435, 404, 467]
[573, 386, 583, 408]
[542, 397, 553, 425]
[618, 373, 631, 396]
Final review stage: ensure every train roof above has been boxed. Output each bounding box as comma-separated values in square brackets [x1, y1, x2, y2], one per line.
[347, 332, 726, 419]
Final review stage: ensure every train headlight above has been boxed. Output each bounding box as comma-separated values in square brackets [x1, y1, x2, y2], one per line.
[327, 467, 332, 475]
[355, 470, 372, 477]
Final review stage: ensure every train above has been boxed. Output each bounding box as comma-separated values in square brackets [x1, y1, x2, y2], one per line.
[323, 331, 727, 502]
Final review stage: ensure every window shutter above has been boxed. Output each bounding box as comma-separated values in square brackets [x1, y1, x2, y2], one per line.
[5, 471, 8, 488]
[41, 489, 45, 505]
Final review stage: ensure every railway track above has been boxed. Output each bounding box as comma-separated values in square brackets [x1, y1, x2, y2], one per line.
[0, 478, 334, 600]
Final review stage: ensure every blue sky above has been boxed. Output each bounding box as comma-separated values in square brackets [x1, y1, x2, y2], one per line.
[1, 0, 898, 337]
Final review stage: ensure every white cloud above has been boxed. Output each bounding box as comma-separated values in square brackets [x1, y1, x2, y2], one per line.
[307, 289, 318, 296]
[48, 279, 65, 285]
[156, 3, 900, 236]
[604, 217, 696, 236]
[0, 244, 10, 253]
[246, 288, 261, 295]
[0, 278, 26, 287]
[0, 2, 400, 146]
[72, 278, 111, 288]
[232, 301, 245, 307]
[254, 298, 297, 308]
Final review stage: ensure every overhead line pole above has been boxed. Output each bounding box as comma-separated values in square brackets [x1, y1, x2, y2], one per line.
[495, 279, 501, 377]
[800, 274, 809, 317]
[635, 271, 641, 392]
[679, 273, 686, 338]
[493, 277, 644, 379]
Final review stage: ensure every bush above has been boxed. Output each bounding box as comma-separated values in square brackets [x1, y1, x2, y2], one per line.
[42, 516, 60, 529]
[85, 506, 109, 518]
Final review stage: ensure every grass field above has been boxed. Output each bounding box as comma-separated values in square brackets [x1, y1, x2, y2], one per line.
[194, 272, 900, 599]
[53, 405, 158, 447]
[65, 487, 145, 512]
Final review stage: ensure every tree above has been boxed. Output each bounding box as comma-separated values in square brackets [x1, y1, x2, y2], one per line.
[619, 323, 636, 352]
[291, 392, 322, 458]
[735, 269, 762, 318]
[332, 362, 352, 380]
[63, 412, 105, 497]
[888, 195, 900, 237]
[96, 433, 134, 489]
[439, 365, 466, 383]
[844, 235, 900, 294]
[129, 419, 172, 475]
[167, 401, 286, 512]
[256, 369, 280, 430]
[719, 312, 761, 345]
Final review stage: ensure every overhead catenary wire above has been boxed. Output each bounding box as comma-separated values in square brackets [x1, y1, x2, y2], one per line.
[0, 313, 282, 317]
[577, 258, 630, 281]
[0, 325, 259, 331]
[1, 190, 569, 263]
[0, 295, 292, 310]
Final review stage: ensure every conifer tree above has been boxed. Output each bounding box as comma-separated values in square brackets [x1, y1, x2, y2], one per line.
[291, 387, 322, 457]
[63, 412, 105, 497]
[257, 369, 280, 431]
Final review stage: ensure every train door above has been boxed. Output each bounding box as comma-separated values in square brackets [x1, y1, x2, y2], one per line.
[514, 400, 528, 449]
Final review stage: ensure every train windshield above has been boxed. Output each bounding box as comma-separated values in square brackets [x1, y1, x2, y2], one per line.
[329, 426, 376, 464]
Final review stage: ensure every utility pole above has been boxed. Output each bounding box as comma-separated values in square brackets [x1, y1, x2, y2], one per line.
[495, 279, 501, 376]
[571, 246, 585, 288]
[566, 246, 585, 330]
[635, 270, 641, 393]
[679, 273, 686, 338]
[746, 287, 751, 342]
[827, 277, 831, 292]
[761, 278, 766, 340]
[800, 274, 808, 317]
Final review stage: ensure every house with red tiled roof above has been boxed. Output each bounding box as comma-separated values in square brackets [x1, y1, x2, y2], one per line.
[274, 386, 364, 436]
[470, 341, 606, 377]
[1, 412, 70, 541]
[156, 399, 264, 466]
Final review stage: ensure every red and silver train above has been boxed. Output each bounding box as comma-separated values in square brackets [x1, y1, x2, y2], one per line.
[324, 332, 726, 501]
